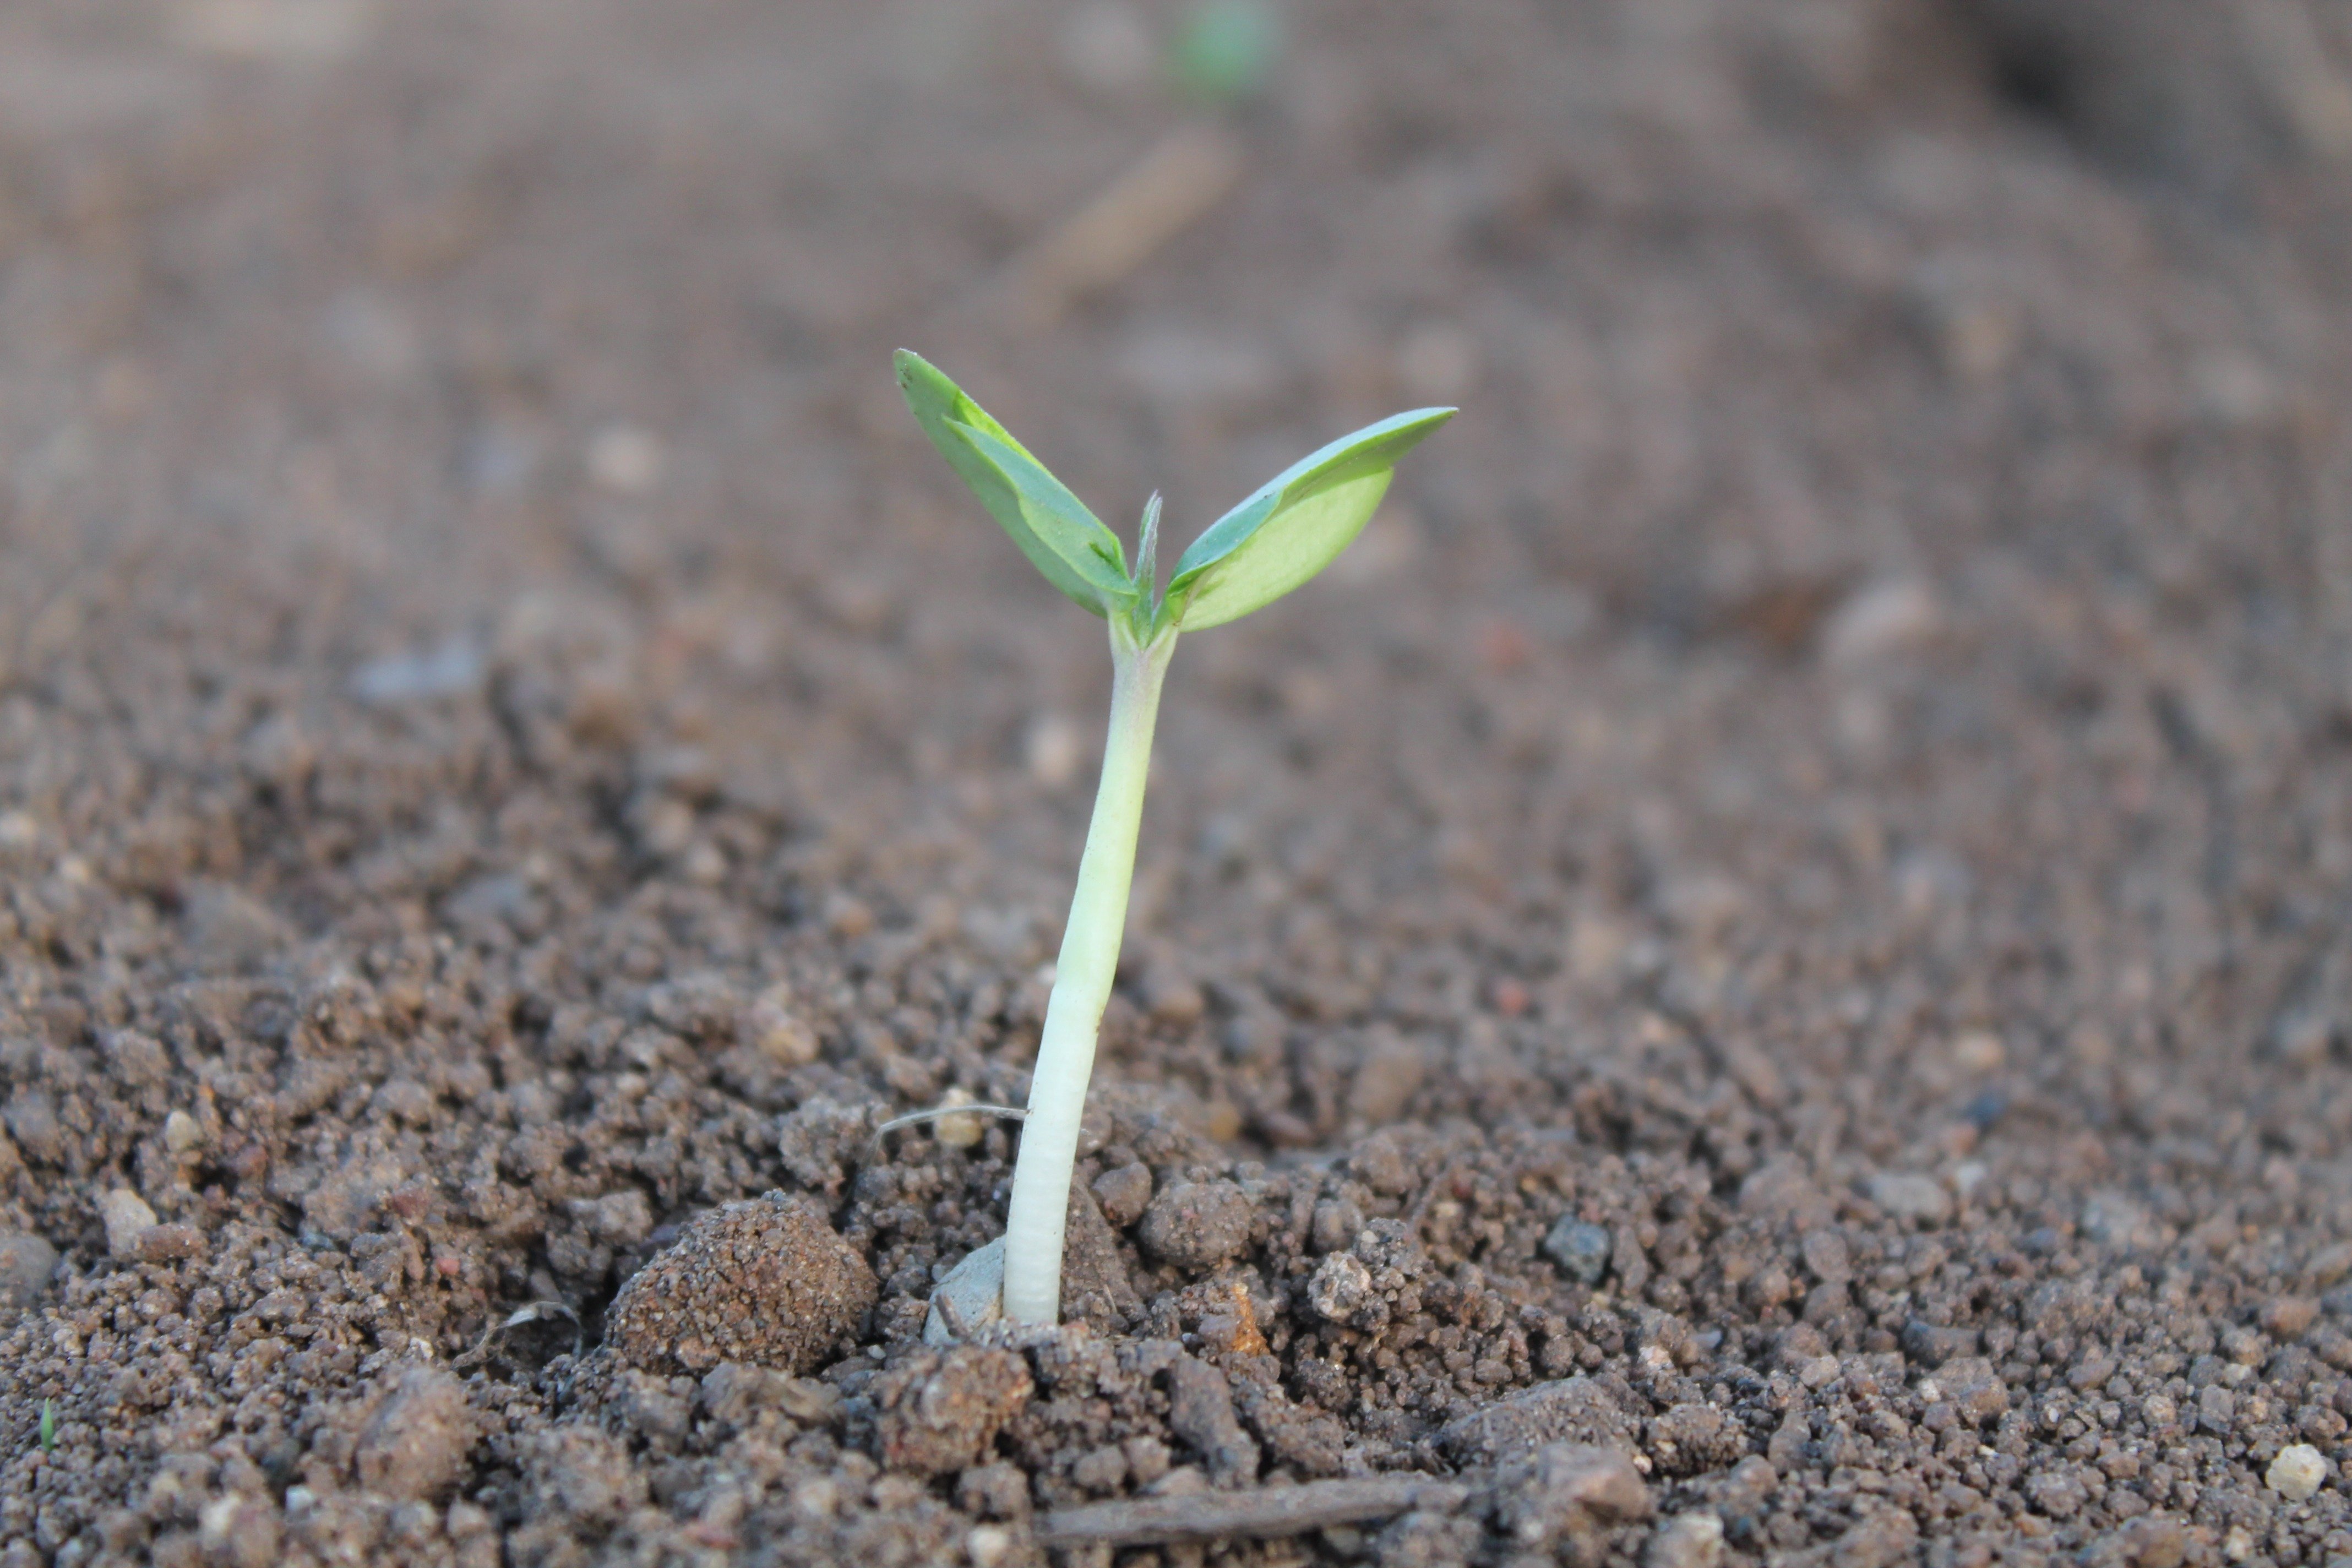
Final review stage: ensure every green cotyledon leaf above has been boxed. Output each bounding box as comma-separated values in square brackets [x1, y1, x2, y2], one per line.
[896, 350, 1135, 616]
[1166, 406, 1453, 633]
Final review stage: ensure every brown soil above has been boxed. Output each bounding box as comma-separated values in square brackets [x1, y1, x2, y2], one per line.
[4, 1, 2352, 1564]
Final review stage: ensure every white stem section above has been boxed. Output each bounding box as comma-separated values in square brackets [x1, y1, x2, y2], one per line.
[1000, 620, 1176, 1325]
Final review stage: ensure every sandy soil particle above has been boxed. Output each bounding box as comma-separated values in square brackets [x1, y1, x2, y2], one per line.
[602, 1193, 876, 1374]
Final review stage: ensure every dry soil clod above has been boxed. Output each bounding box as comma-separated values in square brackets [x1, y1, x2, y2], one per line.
[606, 1193, 876, 1374]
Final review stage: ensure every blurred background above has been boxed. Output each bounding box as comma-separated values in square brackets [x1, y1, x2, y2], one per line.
[4, 0, 2345, 659]
[3, 0, 2352, 1182]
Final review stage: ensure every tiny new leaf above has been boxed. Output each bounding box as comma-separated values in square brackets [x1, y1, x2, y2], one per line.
[1167, 406, 1454, 632]
[896, 350, 1135, 616]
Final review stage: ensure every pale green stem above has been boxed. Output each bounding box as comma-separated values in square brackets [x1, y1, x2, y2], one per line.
[1000, 618, 1176, 1325]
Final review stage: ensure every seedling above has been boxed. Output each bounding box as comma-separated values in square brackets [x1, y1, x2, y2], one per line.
[38, 1398, 54, 1453]
[896, 350, 1452, 1330]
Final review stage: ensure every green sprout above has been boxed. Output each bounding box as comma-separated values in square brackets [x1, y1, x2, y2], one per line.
[896, 350, 1452, 1330]
[38, 1399, 53, 1453]
[1170, 1, 1283, 103]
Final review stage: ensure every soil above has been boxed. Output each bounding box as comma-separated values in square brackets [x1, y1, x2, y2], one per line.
[2, 1, 2352, 1564]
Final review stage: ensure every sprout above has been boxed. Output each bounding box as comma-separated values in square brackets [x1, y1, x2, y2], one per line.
[896, 350, 1452, 1332]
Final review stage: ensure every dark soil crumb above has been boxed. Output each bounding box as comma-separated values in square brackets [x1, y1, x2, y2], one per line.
[1, 0, 2351, 1564]
[350, 1364, 475, 1501]
[603, 1193, 876, 1375]
[875, 1344, 1036, 1477]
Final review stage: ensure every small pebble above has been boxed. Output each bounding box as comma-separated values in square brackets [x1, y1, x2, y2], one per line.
[100, 1189, 160, 1260]
[966, 1523, 1014, 1568]
[1866, 1172, 1951, 1226]
[1308, 1253, 1375, 1325]
[743, 986, 820, 1068]
[0, 1233, 58, 1311]
[163, 1110, 206, 1155]
[2268, 1443, 2328, 1501]
[1950, 1028, 2006, 1072]
[930, 1088, 986, 1150]
[1542, 1218, 1613, 1285]
[1023, 714, 1085, 788]
[1822, 578, 1941, 667]
[1648, 1511, 1725, 1568]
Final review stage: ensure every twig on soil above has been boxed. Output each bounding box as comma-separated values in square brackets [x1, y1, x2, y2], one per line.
[873, 1103, 1026, 1140]
[451, 1299, 581, 1370]
[1036, 1477, 1473, 1546]
[1002, 124, 1244, 326]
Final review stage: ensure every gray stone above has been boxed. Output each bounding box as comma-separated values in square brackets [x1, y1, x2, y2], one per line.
[1542, 1219, 1613, 1285]
[1866, 1172, 1951, 1226]
[300, 1153, 409, 1243]
[568, 1190, 654, 1248]
[527, 1428, 645, 1521]
[100, 1189, 159, 1260]
[1901, 1319, 1979, 1365]
[924, 1237, 1004, 1344]
[698, 1362, 794, 1429]
[0, 1233, 58, 1312]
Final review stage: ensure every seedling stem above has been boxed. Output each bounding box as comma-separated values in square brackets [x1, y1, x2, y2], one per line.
[893, 349, 1451, 1332]
[1003, 618, 1174, 1322]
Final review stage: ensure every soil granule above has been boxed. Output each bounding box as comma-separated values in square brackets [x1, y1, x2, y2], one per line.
[3, 0, 2352, 1564]
[603, 1193, 876, 1376]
